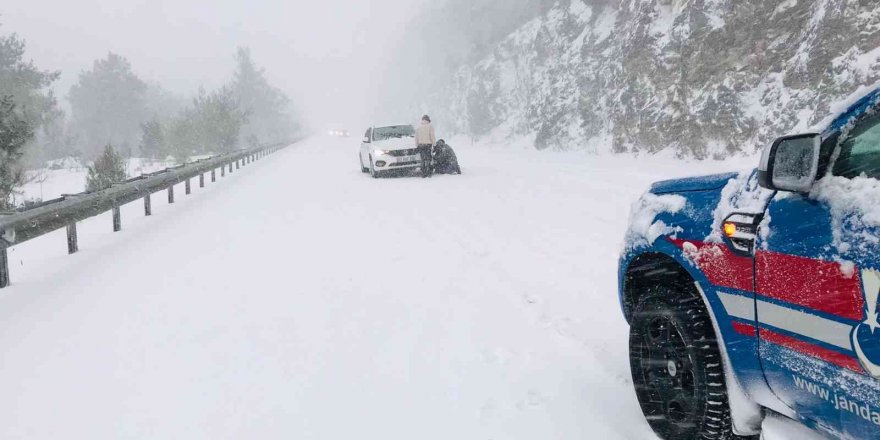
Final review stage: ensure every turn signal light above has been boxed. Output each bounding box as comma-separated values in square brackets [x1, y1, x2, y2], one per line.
[723, 222, 737, 238]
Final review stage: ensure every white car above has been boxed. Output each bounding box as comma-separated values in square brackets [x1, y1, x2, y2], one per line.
[359, 124, 421, 178]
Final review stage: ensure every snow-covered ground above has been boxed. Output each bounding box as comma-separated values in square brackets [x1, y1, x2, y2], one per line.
[19, 158, 179, 204]
[0, 137, 760, 439]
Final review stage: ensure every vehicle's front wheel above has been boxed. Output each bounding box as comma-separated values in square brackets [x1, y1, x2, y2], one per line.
[360, 154, 369, 173]
[629, 289, 744, 440]
[369, 156, 380, 179]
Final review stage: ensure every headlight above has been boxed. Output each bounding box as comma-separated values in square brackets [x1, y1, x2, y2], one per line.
[373, 149, 389, 156]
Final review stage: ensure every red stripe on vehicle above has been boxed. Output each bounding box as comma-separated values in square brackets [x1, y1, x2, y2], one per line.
[758, 328, 864, 374]
[732, 321, 757, 337]
[668, 238, 753, 292]
[755, 251, 864, 322]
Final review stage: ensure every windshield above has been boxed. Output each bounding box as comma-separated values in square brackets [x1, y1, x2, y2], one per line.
[372, 125, 414, 141]
[833, 112, 880, 179]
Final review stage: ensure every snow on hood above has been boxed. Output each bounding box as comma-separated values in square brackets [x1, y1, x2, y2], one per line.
[624, 192, 688, 251]
[371, 138, 415, 150]
[651, 172, 740, 194]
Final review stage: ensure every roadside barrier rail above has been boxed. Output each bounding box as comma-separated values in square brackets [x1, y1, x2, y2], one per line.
[0, 141, 293, 288]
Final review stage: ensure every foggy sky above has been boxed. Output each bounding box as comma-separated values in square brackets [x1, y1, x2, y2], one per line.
[2, 0, 429, 131]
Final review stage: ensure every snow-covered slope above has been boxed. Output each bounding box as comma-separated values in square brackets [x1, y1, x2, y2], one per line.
[0, 137, 757, 439]
[19, 158, 175, 205]
[431, 0, 880, 157]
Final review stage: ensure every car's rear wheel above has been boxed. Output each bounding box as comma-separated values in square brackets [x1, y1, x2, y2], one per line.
[629, 288, 745, 440]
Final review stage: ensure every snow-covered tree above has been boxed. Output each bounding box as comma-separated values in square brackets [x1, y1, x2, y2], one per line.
[139, 118, 165, 160]
[85, 144, 127, 192]
[69, 53, 148, 159]
[0, 97, 33, 209]
[0, 27, 60, 136]
[230, 47, 296, 145]
[192, 86, 249, 153]
[165, 110, 200, 164]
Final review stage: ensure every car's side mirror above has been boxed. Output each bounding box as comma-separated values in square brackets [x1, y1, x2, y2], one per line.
[757, 133, 821, 193]
[363, 136, 370, 144]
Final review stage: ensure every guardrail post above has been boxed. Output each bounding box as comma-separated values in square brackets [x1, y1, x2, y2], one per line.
[0, 248, 8, 288]
[144, 194, 152, 216]
[112, 206, 122, 232]
[211, 169, 216, 182]
[221, 166, 225, 177]
[236, 160, 240, 170]
[67, 223, 78, 254]
[199, 173, 205, 188]
[185, 179, 191, 195]
[229, 162, 233, 173]
[168, 185, 175, 204]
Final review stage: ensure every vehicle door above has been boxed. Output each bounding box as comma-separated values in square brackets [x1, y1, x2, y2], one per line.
[361, 128, 372, 165]
[755, 108, 880, 438]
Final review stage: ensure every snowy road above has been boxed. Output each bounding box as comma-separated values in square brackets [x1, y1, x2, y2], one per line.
[0, 137, 754, 439]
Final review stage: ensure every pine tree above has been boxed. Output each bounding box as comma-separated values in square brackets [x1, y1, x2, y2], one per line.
[0, 96, 33, 209]
[0, 29, 60, 135]
[165, 110, 199, 164]
[192, 86, 249, 153]
[69, 53, 148, 158]
[230, 48, 295, 144]
[139, 118, 165, 160]
[85, 144, 127, 192]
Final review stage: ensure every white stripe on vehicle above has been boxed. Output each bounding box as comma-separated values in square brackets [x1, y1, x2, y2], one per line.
[717, 292, 853, 352]
[718, 291, 755, 321]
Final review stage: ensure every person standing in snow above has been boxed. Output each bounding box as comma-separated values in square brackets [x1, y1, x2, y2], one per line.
[415, 115, 436, 178]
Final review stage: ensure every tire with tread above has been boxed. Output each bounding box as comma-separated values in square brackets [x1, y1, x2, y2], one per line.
[369, 156, 380, 179]
[629, 287, 756, 440]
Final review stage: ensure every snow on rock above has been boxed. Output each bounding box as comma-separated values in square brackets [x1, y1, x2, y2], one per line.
[812, 80, 880, 133]
[430, 1, 880, 157]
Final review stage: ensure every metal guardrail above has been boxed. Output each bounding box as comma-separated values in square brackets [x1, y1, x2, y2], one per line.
[0, 141, 294, 288]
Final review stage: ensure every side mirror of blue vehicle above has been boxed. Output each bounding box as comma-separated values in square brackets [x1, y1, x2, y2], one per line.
[757, 133, 822, 192]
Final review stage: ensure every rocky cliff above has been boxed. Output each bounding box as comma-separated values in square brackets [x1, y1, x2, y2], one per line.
[428, 0, 880, 157]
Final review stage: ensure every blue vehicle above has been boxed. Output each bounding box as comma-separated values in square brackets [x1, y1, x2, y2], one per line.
[620, 87, 880, 440]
